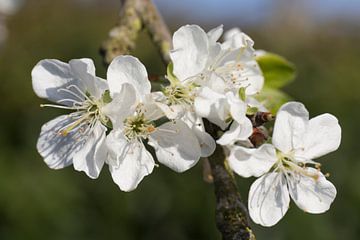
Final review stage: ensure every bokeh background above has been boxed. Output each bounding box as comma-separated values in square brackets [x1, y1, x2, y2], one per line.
[0, 0, 359, 239]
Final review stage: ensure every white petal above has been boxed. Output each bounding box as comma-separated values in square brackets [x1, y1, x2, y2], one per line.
[217, 122, 241, 145]
[36, 115, 87, 169]
[223, 28, 242, 42]
[69, 58, 107, 99]
[72, 122, 106, 179]
[246, 97, 268, 112]
[32, 59, 84, 105]
[107, 55, 151, 99]
[207, 25, 223, 44]
[272, 102, 309, 154]
[226, 92, 247, 123]
[249, 172, 290, 227]
[224, 30, 254, 50]
[155, 102, 185, 120]
[106, 130, 131, 165]
[194, 87, 229, 130]
[141, 93, 166, 121]
[181, 112, 216, 157]
[149, 120, 201, 172]
[228, 144, 277, 178]
[298, 114, 341, 160]
[109, 141, 154, 192]
[101, 83, 137, 130]
[170, 25, 209, 81]
[193, 128, 216, 157]
[288, 168, 337, 214]
[199, 72, 226, 94]
[217, 118, 253, 145]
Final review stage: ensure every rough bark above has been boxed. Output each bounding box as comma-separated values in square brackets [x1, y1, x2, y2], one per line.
[100, 0, 171, 65]
[204, 120, 255, 240]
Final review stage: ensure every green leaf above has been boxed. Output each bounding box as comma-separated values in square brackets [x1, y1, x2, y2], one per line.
[255, 88, 292, 114]
[256, 52, 296, 89]
[166, 62, 179, 84]
[238, 87, 246, 101]
[101, 90, 112, 104]
[246, 107, 258, 115]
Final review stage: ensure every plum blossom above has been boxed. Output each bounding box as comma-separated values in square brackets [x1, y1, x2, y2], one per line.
[170, 24, 263, 96]
[166, 25, 264, 143]
[32, 58, 110, 179]
[227, 102, 341, 226]
[103, 56, 202, 191]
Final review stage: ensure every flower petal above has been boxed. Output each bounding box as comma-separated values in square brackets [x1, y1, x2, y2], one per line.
[194, 87, 229, 130]
[170, 25, 209, 81]
[223, 28, 254, 50]
[37, 115, 87, 169]
[228, 144, 277, 177]
[207, 25, 223, 44]
[107, 55, 151, 99]
[288, 168, 337, 214]
[149, 120, 201, 172]
[249, 172, 290, 227]
[106, 130, 130, 166]
[109, 141, 155, 192]
[298, 114, 341, 160]
[272, 102, 309, 154]
[32, 59, 84, 105]
[69, 58, 107, 99]
[181, 112, 216, 157]
[155, 102, 185, 120]
[72, 122, 106, 179]
[193, 127, 216, 157]
[101, 83, 137, 130]
[217, 118, 253, 145]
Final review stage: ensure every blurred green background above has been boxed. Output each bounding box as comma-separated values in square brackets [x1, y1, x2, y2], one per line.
[0, 0, 359, 239]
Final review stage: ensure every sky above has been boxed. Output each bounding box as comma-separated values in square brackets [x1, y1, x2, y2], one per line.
[154, 0, 360, 26]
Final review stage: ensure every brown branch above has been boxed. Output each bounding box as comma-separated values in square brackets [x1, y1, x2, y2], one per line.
[204, 120, 255, 240]
[100, 0, 171, 65]
[100, 1, 255, 239]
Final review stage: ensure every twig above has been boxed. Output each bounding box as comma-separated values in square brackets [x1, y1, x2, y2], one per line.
[100, 0, 171, 65]
[204, 120, 255, 240]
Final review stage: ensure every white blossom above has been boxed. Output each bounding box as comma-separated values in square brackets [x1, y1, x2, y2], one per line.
[170, 24, 263, 97]
[32, 58, 110, 179]
[227, 102, 341, 226]
[103, 56, 202, 191]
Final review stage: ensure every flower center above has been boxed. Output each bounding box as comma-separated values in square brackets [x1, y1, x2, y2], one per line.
[214, 62, 252, 89]
[40, 85, 110, 137]
[162, 84, 195, 106]
[123, 113, 156, 141]
[275, 151, 321, 181]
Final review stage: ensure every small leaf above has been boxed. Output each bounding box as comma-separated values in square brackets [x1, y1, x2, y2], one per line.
[101, 90, 112, 104]
[255, 88, 292, 114]
[166, 62, 179, 84]
[246, 107, 258, 115]
[238, 87, 246, 101]
[256, 52, 296, 89]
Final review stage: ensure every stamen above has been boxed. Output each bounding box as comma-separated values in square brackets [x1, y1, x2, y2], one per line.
[58, 113, 90, 136]
[40, 104, 84, 110]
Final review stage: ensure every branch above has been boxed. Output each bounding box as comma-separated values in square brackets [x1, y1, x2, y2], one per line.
[100, 0, 171, 65]
[101, 1, 255, 239]
[204, 120, 255, 240]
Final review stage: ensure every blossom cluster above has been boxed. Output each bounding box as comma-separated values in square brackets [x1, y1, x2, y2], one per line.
[32, 25, 341, 227]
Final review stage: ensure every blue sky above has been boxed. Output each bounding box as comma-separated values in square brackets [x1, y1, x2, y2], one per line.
[154, 0, 360, 26]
